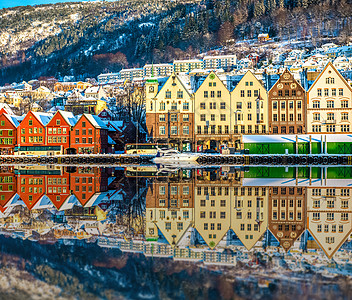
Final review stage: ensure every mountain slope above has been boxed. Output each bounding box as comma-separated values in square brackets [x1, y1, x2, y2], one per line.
[0, 0, 351, 84]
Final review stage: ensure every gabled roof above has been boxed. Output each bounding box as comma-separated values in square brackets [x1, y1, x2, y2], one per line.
[230, 70, 264, 92]
[31, 111, 53, 126]
[307, 62, 352, 93]
[0, 103, 14, 115]
[3, 113, 22, 127]
[82, 114, 108, 129]
[57, 110, 77, 126]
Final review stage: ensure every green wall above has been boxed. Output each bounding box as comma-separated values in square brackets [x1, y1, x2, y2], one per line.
[244, 141, 352, 154]
[243, 167, 352, 179]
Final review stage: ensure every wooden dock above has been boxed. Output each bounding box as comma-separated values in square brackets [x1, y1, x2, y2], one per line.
[1, 154, 352, 165]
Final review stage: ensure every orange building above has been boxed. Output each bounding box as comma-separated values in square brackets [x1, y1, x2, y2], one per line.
[17, 111, 53, 154]
[46, 110, 77, 154]
[71, 167, 108, 206]
[0, 167, 16, 212]
[17, 173, 45, 210]
[70, 114, 109, 154]
[45, 171, 71, 210]
[0, 113, 21, 155]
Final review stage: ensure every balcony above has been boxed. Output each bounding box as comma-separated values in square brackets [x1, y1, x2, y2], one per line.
[323, 119, 336, 124]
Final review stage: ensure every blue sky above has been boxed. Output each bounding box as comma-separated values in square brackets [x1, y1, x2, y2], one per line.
[0, 0, 90, 9]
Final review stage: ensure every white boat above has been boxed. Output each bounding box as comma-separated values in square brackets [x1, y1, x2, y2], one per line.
[153, 149, 199, 165]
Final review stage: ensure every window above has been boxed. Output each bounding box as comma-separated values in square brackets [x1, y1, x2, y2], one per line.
[327, 112, 334, 120]
[210, 102, 216, 109]
[312, 125, 321, 132]
[159, 126, 165, 135]
[289, 101, 293, 109]
[82, 121, 86, 127]
[240, 90, 245, 97]
[171, 102, 177, 110]
[332, 89, 336, 96]
[285, 90, 289, 96]
[159, 115, 165, 122]
[248, 114, 252, 121]
[281, 114, 286, 122]
[327, 101, 334, 108]
[28, 120, 33, 126]
[341, 100, 348, 108]
[313, 101, 320, 108]
[278, 90, 283, 96]
[313, 113, 320, 121]
[200, 114, 206, 122]
[339, 88, 343, 96]
[220, 102, 226, 109]
[220, 114, 226, 121]
[170, 114, 177, 122]
[247, 90, 251, 97]
[183, 126, 189, 135]
[183, 102, 189, 110]
[327, 125, 335, 132]
[183, 114, 189, 122]
[342, 125, 350, 132]
[211, 114, 215, 121]
[211, 91, 215, 98]
[237, 102, 242, 109]
[177, 91, 183, 98]
[297, 101, 302, 109]
[281, 102, 285, 109]
[171, 126, 177, 135]
[317, 89, 322, 96]
[200, 103, 205, 109]
[273, 114, 278, 122]
[165, 91, 171, 98]
[254, 90, 259, 97]
[217, 91, 221, 98]
[204, 91, 208, 98]
[324, 89, 329, 96]
[159, 102, 165, 110]
[273, 102, 277, 110]
[341, 112, 349, 121]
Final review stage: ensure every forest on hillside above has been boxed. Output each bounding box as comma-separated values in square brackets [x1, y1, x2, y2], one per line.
[0, 0, 352, 84]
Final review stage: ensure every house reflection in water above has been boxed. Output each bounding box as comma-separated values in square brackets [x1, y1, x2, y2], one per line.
[0, 165, 352, 267]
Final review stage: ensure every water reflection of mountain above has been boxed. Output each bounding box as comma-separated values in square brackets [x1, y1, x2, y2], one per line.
[1, 165, 352, 271]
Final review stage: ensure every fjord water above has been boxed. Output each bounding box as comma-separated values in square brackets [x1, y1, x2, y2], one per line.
[0, 165, 351, 299]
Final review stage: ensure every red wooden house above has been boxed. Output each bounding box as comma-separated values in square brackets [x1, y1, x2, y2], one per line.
[70, 167, 108, 206]
[0, 113, 21, 155]
[46, 110, 77, 154]
[17, 173, 45, 210]
[70, 114, 109, 154]
[45, 172, 71, 210]
[0, 167, 16, 213]
[98, 108, 115, 121]
[17, 111, 53, 154]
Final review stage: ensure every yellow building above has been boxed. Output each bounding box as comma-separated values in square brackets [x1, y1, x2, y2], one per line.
[194, 72, 232, 151]
[231, 70, 268, 135]
[145, 73, 194, 150]
[307, 62, 352, 134]
[194, 183, 232, 249]
[76, 81, 92, 90]
[307, 187, 352, 259]
[231, 186, 268, 250]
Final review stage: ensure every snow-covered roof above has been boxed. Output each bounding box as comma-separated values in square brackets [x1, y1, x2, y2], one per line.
[84, 114, 108, 129]
[32, 112, 53, 126]
[5, 114, 22, 127]
[58, 110, 77, 126]
[85, 86, 100, 94]
[108, 136, 116, 144]
[0, 103, 14, 114]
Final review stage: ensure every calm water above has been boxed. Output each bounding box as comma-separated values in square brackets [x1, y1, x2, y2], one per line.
[0, 165, 352, 299]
